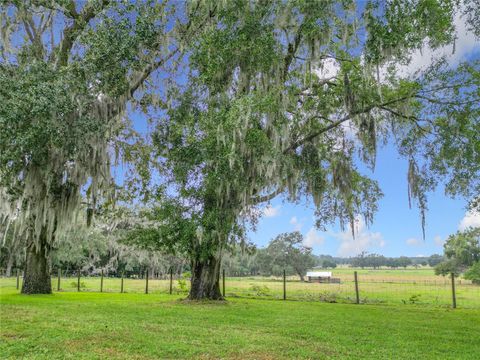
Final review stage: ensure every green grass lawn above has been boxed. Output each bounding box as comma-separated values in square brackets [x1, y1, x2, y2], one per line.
[1, 284, 480, 359]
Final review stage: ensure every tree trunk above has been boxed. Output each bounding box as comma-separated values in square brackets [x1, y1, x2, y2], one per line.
[21, 231, 52, 295]
[5, 253, 14, 277]
[189, 255, 223, 300]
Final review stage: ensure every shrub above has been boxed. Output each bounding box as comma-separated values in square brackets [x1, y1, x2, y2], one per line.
[70, 281, 86, 288]
[318, 291, 337, 303]
[434, 259, 462, 277]
[464, 261, 480, 285]
[249, 284, 270, 297]
[177, 279, 188, 292]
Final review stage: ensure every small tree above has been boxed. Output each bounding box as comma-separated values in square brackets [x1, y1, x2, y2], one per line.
[436, 227, 480, 279]
[444, 228, 480, 267]
[267, 232, 315, 281]
[434, 259, 462, 277]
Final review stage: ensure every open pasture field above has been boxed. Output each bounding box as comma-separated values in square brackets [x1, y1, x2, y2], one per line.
[2, 267, 479, 308]
[328, 266, 452, 280]
[223, 267, 480, 307]
[1, 283, 480, 359]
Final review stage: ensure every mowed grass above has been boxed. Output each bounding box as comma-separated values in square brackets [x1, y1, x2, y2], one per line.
[1, 284, 480, 359]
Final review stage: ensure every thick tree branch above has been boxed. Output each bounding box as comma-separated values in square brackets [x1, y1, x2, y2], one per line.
[283, 24, 303, 80]
[127, 49, 180, 98]
[415, 94, 477, 106]
[30, 1, 77, 18]
[104, 3, 215, 122]
[379, 106, 431, 135]
[54, 0, 110, 68]
[250, 187, 284, 205]
[19, 8, 46, 59]
[127, 3, 215, 99]
[285, 97, 412, 153]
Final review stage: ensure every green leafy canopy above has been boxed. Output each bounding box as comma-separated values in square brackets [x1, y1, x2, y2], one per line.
[133, 0, 479, 264]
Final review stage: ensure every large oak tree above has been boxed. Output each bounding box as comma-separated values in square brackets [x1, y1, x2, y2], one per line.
[0, 0, 213, 294]
[127, 0, 479, 299]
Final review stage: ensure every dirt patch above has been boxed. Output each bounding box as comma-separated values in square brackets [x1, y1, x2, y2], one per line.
[177, 298, 229, 307]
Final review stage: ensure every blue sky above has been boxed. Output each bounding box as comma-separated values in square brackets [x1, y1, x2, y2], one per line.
[250, 142, 468, 257]
[125, 6, 480, 258]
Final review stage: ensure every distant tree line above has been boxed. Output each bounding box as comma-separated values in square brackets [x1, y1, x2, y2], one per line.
[1, 227, 448, 279]
[348, 252, 445, 269]
[0, 218, 187, 279]
[218, 233, 446, 277]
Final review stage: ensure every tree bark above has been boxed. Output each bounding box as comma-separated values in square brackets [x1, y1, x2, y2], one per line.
[5, 253, 14, 277]
[189, 254, 223, 300]
[21, 230, 52, 294]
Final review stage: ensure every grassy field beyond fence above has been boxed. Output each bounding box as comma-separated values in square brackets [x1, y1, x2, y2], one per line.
[3, 267, 479, 308]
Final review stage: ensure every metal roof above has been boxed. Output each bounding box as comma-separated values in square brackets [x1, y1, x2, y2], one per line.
[306, 271, 332, 277]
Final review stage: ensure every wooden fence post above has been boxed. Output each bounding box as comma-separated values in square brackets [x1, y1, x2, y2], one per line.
[77, 269, 81, 292]
[283, 269, 286, 300]
[100, 269, 104, 292]
[120, 273, 124, 293]
[354, 271, 360, 304]
[451, 272, 457, 309]
[16, 269, 20, 290]
[57, 269, 61, 291]
[169, 268, 173, 295]
[222, 268, 226, 298]
[145, 269, 149, 294]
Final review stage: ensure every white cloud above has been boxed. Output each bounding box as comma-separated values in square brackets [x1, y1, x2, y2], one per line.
[262, 205, 280, 218]
[289, 216, 303, 231]
[398, 11, 479, 77]
[434, 235, 445, 247]
[333, 217, 385, 257]
[303, 227, 325, 248]
[406, 237, 421, 246]
[459, 210, 480, 231]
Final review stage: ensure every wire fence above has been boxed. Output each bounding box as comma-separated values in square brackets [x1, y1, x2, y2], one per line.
[3, 268, 479, 309]
[223, 270, 480, 308]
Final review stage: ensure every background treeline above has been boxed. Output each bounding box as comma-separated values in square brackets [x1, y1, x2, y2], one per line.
[221, 251, 445, 276]
[1, 226, 444, 278]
